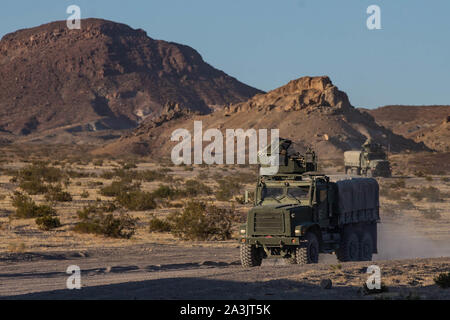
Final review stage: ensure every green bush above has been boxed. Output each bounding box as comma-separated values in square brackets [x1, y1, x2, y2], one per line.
[167, 201, 239, 240]
[73, 204, 137, 239]
[148, 217, 172, 232]
[434, 272, 450, 288]
[183, 179, 212, 197]
[12, 192, 57, 219]
[152, 185, 177, 199]
[215, 177, 242, 201]
[116, 190, 157, 211]
[44, 185, 72, 202]
[36, 215, 61, 230]
[19, 179, 48, 195]
[100, 179, 140, 197]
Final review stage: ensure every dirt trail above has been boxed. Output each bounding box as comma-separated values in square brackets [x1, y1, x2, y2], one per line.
[0, 242, 449, 300]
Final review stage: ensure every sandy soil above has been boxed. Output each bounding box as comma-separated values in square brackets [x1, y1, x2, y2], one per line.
[0, 160, 449, 299]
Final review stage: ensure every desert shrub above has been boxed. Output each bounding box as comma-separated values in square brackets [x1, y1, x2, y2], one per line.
[425, 176, 433, 182]
[140, 170, 168, 182]
[215, 177, 242, 201]
[148, 217, 172, 232]
[116, 190, 157, 211]
[93, 159, 104, 166]
[100, 179, 140, 197]
[65, 170, 90, 178]
[18, 163, 64, 183]
[384, 190, 404, 201]
[152, 185, 177, 199]
[420, 207, 441, 220]
[80, 190, 90, 198]
[19, 179, 48, 195]
[44, 185, 72, 202]
[12, 192, 57, 218]
[434, 272, 450, 289]
[396, 199, 415, 210]
[167, 201, 239, 240]
[389, 179, 406, 189]
[183, 166, 194, 171]
[0, 194, 5, 201]
[36, 215, 61, 231]
[87, 181, 103, 187]
[121, 162, 137, 170]
[409, 190, 424, 201]
[183, 179, 212, 197]
[73, 204, 137, 239]
[414, 171, 425, 177]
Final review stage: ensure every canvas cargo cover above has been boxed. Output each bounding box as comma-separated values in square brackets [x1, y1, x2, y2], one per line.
[336, 178, 379, 214]
[344, 150, 362, 166]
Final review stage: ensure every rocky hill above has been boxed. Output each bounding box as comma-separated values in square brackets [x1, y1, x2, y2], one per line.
[96, 76, 428, 158]
[364, 105, 450, 152]
[0, 19, 261, 137]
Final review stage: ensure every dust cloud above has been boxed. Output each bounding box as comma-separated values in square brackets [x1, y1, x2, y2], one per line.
[374, 219, 450, 260]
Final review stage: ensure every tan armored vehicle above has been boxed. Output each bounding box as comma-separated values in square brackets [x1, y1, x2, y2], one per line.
[344, 139, 391, 177]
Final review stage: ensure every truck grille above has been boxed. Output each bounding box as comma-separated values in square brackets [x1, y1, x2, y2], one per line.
[253, 212, 284, 234]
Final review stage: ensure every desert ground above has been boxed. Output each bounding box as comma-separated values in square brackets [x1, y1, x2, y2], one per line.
[0, 146, 449, 299]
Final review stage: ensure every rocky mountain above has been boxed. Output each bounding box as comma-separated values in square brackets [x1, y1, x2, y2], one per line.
[0, 19, 261, 137]
[96, 76, 428, 158]
[363, 105, 450, 152]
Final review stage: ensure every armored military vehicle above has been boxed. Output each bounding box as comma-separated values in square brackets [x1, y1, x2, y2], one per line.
[239, 139, 380, 267]
[344, 139, 391, 177]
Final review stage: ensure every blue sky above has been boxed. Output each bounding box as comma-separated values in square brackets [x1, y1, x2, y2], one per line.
[1, 0, 449, 108]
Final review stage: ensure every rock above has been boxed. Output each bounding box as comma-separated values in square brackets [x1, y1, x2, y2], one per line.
[320, 279, 333, 289]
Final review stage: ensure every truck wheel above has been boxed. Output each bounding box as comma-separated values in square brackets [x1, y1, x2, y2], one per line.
[240, 244, 262, 268]
[336, 231, 360, 262]
[360, 232, 373, 261]
[296, 232, 319, 265]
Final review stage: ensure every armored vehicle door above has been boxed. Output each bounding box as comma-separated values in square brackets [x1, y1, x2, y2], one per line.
[315, 183, 330, 227]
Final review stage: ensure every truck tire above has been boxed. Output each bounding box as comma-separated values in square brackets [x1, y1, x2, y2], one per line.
[359, 231, 373, 261]
[336, 230, 360, 262]
[284, 254, 297, 264]
[296, 232, 319, 265]
[240, 244, 262, 268]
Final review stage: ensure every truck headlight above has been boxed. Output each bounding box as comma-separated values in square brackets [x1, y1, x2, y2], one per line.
[295, 226, 302, 235]
[240, 229, 246, 235]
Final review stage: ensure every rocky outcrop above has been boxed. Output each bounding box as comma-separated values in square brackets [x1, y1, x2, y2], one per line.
[96, 76, 429, 158]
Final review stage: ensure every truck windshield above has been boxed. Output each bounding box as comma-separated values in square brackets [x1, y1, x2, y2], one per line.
[262, 187, 284, 200]
[287, 186, 309, 200]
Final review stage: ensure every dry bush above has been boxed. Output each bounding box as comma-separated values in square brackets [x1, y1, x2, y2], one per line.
[36, 215, 61, 230]
[44, 185, 72, 202]
[73, 203, 137, 239]
[215, 177, 242, 201]
[100, 179, 140, 197]
[166, 201, 240, 240]
[116, 190, 157, 211]
[148, 217, 172, 232]
[434, 272, 450, 288]
[12, 192, 57, 219]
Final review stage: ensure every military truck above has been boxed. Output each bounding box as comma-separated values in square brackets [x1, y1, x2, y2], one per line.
[239, 139, 380, 267]
[344, 139, 391, 177]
